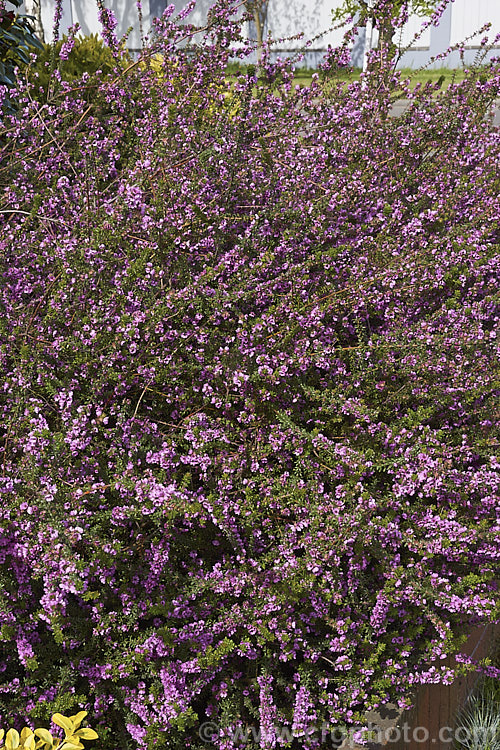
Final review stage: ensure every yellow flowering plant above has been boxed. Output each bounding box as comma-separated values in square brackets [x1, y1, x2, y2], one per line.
[0, 713, 97, 750]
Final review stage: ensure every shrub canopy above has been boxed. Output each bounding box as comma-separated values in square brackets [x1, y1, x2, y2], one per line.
[0, 1, 499, 748]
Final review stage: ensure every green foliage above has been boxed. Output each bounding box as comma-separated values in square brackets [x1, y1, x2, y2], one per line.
[0, 0, 43, 110]
[332, 0, 438, 24]
[332, 0, 439, 58]
[29, 34, 122, 102]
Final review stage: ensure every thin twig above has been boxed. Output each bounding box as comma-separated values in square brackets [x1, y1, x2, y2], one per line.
[132, 380, 153, 421]
[0, 209, 72, 230]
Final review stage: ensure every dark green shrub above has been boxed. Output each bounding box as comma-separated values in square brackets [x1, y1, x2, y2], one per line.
[0, 0, 43, 111]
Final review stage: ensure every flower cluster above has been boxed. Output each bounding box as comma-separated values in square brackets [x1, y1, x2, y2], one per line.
[0, 1, 498, 748]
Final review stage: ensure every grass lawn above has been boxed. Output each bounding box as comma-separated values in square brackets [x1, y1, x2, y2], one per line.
[291, 66, 468, 89]
[225, 62, 469, 92]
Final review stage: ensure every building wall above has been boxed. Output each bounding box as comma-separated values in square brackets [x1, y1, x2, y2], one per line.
[17, 0, 147, 49]
[141, 0, 433, 67]
[13, 0, 500, 68]
[450, 0, 500, 46]
[397, 0, 500, 69]
[145, 0, 500, 69]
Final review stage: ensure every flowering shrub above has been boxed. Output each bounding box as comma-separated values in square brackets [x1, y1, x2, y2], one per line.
[0, 0, 499, 748]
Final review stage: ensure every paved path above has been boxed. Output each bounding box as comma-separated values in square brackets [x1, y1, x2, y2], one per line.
[390, 98, 500, 126]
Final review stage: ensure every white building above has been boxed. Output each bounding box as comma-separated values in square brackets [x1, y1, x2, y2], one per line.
[16, 0, 500, 68]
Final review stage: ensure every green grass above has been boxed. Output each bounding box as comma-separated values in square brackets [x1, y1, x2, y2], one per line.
[225, 62, 470, 91]
[291, 66, 468, 89]
[397, 66, 467, 88]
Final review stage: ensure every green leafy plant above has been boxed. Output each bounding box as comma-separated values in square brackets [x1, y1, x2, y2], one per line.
[0, 0, 43, 108]
[332, 0, 438, 42]
[28, 33, 125, 102]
